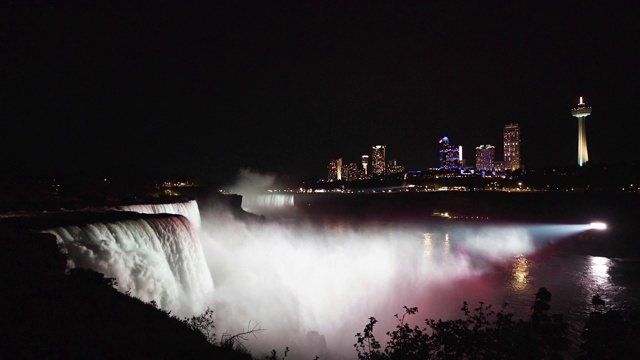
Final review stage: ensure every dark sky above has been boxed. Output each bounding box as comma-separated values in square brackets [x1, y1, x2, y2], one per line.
[2, 1, 639, 184]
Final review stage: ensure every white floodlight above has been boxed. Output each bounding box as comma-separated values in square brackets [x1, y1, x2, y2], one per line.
[590, 222, 607, 230]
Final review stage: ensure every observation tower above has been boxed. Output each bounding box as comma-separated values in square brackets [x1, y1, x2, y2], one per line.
[361, 155, 369, 175]
[571, 97, 592, 167]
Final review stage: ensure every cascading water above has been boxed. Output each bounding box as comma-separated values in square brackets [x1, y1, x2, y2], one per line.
[113, 200, 202, 230]
[43, 214, 213, 317]
[241, 193, 294, 213]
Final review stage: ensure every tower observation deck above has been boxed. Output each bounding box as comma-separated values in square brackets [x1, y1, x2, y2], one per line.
[571, 97, 592, 167]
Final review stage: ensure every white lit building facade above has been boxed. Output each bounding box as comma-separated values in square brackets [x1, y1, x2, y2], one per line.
[475, 144, 495, 172]
[327, 158, 343, 181]
[503, 123, 521, 172]
[371, 145, 386, 176]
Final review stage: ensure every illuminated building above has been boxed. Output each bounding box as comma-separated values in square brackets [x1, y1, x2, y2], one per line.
[344, 162, 358, 181]
[371, 145, 386, 176]
[571, 96, 592, 167]
[503, 123, 521, 171]
[327, 158, 342, 181]
[438, 137, 461, 171]
[387, 158, 405, 174]
[361, 155, 369, 175]
[475, 144, 495, 171]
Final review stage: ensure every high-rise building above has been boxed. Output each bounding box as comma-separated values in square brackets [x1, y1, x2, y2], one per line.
[439, 136, 461, 171]
[327, 158, 342, 181]
[492, 161, 504, 172]
[327, 160, 336, 181]
[571, 96, 592, 167]
[361, 155, 369, 175]
[371, 145, 386, 176]
[503, 123, 521, 172]
[475, 144, 495, 172]
[344, 162, 358, 181]
[387, 158, 405, 174]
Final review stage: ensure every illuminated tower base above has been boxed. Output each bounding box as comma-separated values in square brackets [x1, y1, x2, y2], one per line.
[577, 117, 588, 166]
[361, 155, 369, 176]
[571, 97, 592, 167]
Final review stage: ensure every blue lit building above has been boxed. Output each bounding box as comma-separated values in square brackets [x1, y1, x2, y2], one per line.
[438, 137, 461, 171]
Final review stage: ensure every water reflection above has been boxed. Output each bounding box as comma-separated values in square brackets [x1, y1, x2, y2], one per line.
[511, 255, 532, 292]
[422, 232, 452, 261]
[589, 256, 610, 285]
[423, 232, 434, 259]
[444, 233, 451, 258]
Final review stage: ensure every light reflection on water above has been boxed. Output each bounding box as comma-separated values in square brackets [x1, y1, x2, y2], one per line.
[511, 255, 532, 292]
[589, 256, 611, 288]
[423, 232, 434, 259]
[416, 228, 640, 352]
[444, 233, 451, 257]
[248, 194, 640, 359]
[271, 208, 640, 325]
[314, 220, 640, 326]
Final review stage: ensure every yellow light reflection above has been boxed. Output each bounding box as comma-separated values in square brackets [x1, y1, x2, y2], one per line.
[423, 233, 434, 259]
[511, 255, 531, 291]
[443, 233, 451, 257]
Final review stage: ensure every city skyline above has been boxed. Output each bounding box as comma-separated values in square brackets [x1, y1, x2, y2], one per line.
[324, 120, 519, 181]
[320, 91, 617, 182]
[2, 2, 638, 185]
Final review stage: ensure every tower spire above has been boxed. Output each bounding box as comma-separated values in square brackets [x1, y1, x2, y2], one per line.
[571, 97, 592, 167]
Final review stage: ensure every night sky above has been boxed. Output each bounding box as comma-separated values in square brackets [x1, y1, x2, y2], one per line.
[2, 1, 639, 184]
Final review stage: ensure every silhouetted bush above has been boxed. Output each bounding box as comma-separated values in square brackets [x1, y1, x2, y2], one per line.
[183, 306, 217, 344]
[355, 287, 569, 360]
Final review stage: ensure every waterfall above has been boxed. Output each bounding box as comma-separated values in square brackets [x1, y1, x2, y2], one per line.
[43, 214, 213, 317]
[241, 193, 294, 212]
[115, 200, 202, 230]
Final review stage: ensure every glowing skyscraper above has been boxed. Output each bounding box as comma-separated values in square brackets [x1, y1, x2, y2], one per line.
[438, 137, 460, 171]
[571, 96, 592, 167]
[503, 123, 521, 172]
[371, 145, 386, 176]
[475, 144, 495, 172]
[327, 158, 342, 181]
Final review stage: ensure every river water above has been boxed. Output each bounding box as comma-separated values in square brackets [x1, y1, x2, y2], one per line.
[209, 191, 640, 359]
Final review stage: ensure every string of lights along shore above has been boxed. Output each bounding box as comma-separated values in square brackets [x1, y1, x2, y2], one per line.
[326, 97, 590, 181]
